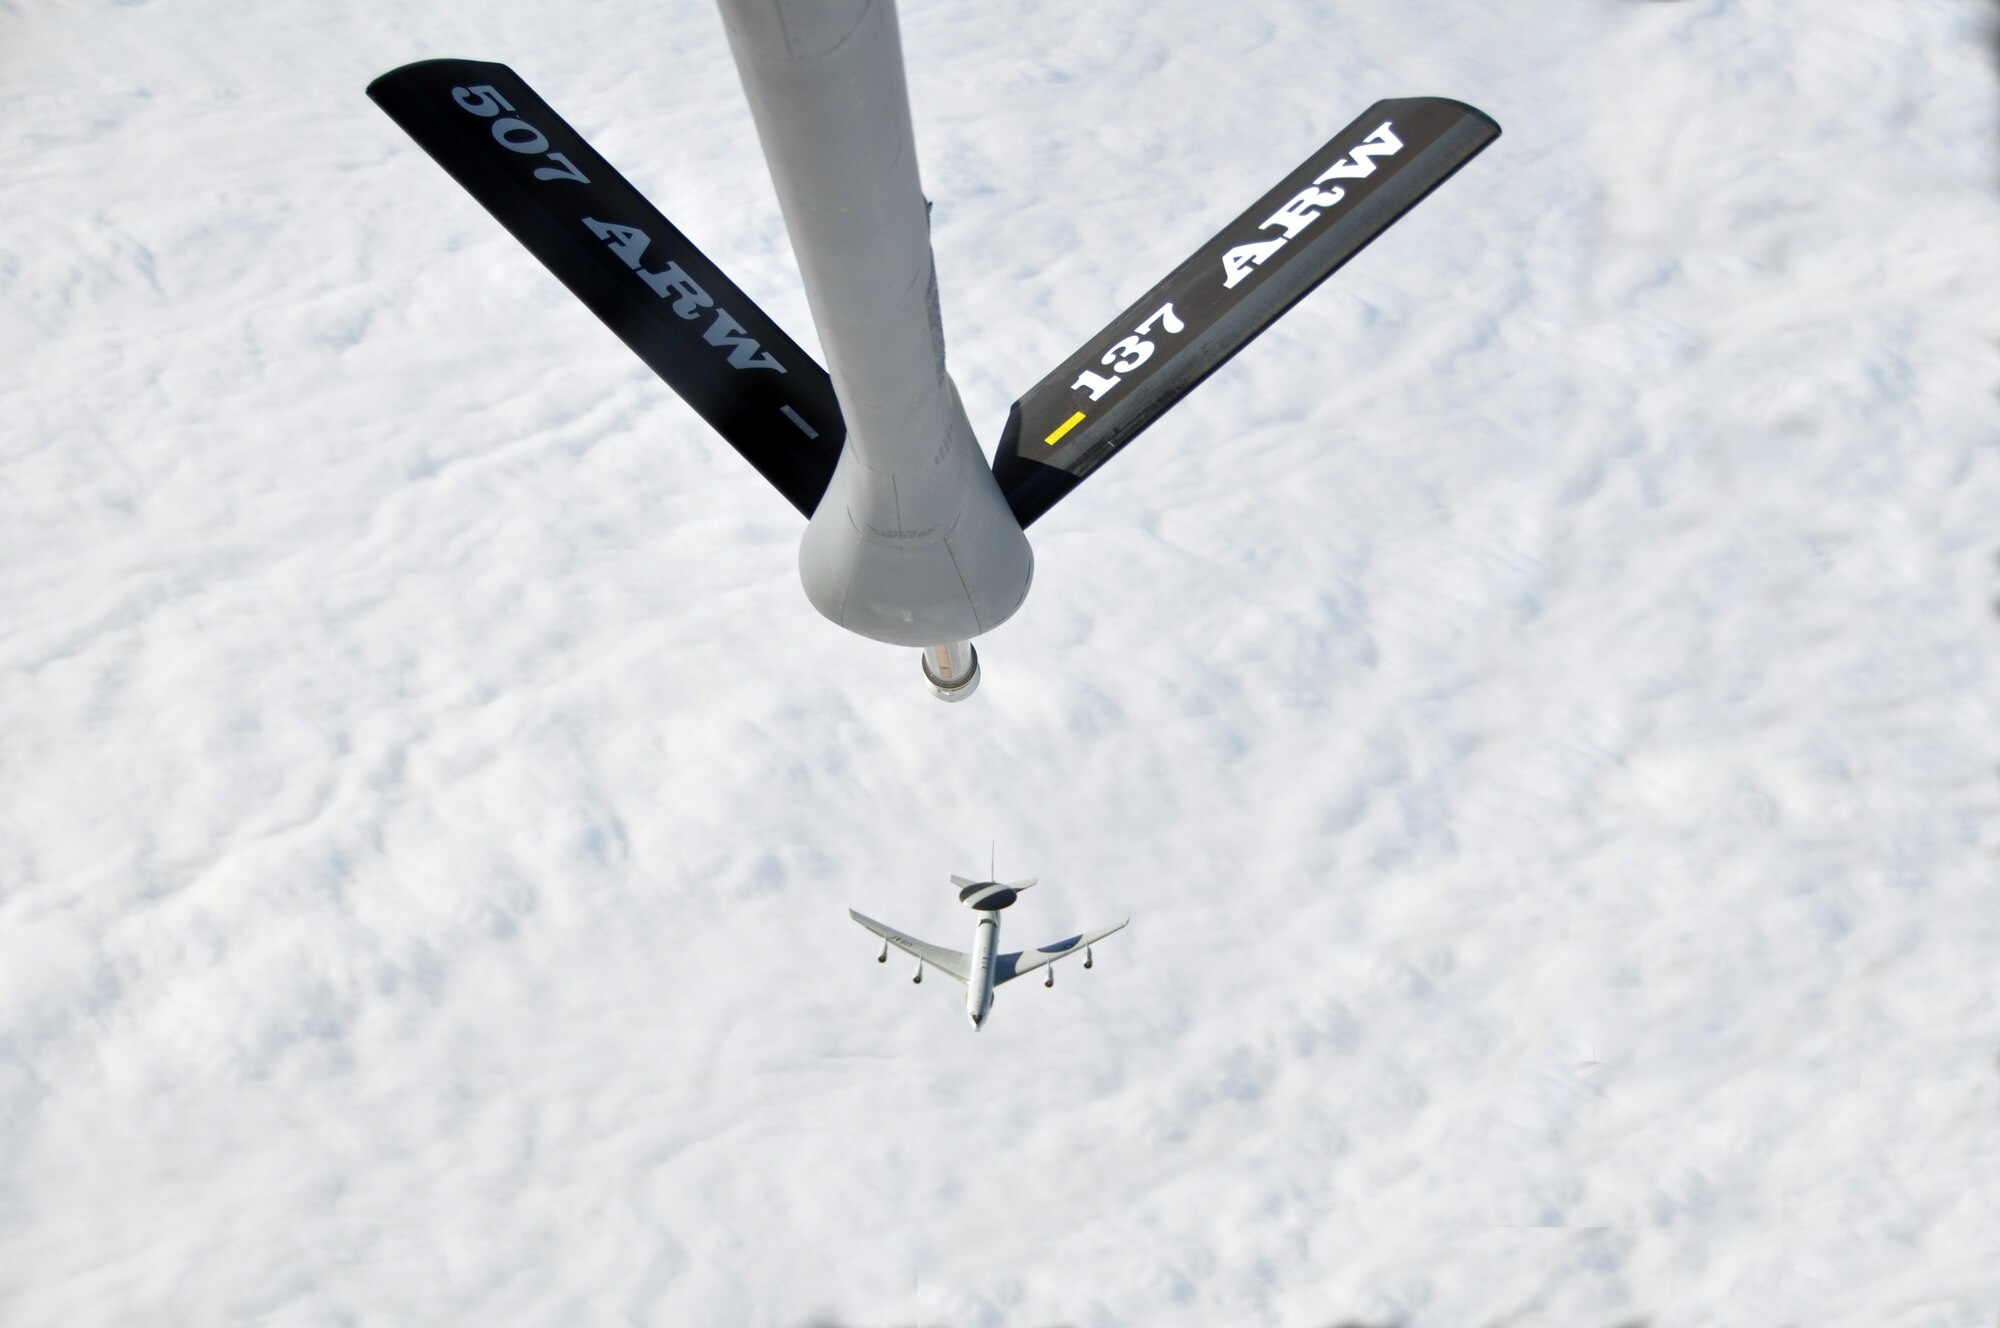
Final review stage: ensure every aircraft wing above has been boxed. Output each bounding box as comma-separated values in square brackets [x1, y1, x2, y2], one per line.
[993, 918, 1129, 987]
[848, 909, 972, 985]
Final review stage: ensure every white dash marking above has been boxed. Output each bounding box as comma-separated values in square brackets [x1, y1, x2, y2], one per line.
[780, 405, 819, 439]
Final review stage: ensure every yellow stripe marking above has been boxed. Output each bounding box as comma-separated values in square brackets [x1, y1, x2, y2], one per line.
[1044, 410, 1086, 446]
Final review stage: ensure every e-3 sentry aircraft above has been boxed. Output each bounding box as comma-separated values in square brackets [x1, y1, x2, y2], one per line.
[850, 867, 1127, 1030]
[368, 1, 1499, 701]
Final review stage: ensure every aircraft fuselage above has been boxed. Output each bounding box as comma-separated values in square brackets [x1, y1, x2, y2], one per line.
[967, 910, 1000, 1029]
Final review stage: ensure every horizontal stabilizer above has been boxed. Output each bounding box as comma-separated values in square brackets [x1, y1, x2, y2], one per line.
[848, 909, 972, 984]
[367, 59, 845, 516]
[991, 97, 1500, 526]
[994, 917, 1128, 986]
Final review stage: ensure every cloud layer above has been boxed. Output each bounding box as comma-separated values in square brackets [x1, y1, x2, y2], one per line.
[3, 1, 1997, 1324]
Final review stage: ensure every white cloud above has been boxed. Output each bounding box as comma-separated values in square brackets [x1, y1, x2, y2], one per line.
[2, 1, 1997, 1324]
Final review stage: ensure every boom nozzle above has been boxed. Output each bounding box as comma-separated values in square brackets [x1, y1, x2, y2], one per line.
[922, 641, 980, 702]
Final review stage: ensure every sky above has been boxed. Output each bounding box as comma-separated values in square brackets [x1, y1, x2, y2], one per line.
[4, 1, 1999, 1325]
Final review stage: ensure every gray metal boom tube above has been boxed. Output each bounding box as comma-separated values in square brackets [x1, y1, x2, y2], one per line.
[716, 0, 1032, 648]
